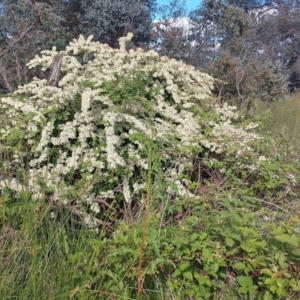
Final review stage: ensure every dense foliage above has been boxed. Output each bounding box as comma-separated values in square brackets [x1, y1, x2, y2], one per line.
[79, 0, 155, 48]
[0, 34, 299, 299]
[1, 0, 299, 106]
[152, 0, 300, 105]
[0, 0, 156, 93]
[0, 0, 69, 92]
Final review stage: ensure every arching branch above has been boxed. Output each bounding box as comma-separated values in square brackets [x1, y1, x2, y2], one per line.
[0, 20, 38, 59]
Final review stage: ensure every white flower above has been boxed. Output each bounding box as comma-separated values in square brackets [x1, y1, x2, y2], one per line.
[258, 156, 267, 162]
[123, 176, 131, 203]
[90, 202, 100, 214]
[2, 32, 270, 221]
[286, 173, 297, 186]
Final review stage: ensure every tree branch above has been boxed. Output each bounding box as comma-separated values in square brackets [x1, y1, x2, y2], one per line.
[47, 53, 64, 87]
[0, 20, 38, 59]
[52, 199, 113, 229]
[242, 195, 289, 214]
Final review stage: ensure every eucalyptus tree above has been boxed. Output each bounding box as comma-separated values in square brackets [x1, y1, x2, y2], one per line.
[187, 0, 297, 105]
[254, 0, 300, 91]
[150, 0, 195, 62]
[78, 0, 156, 48]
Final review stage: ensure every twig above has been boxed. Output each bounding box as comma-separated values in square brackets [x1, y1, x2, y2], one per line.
[242, 195, 289, 214]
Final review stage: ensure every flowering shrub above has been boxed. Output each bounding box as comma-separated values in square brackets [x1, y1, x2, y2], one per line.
[0, 34, 297, 226]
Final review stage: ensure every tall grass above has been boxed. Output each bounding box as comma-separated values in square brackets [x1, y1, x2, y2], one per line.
[0, 197, 95, 299]
[0, 192, 173, 299]
[267, 93, 300, 151]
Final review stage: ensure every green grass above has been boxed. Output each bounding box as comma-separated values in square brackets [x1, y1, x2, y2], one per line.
[0, 199, 87, 299]
[0, 195, 173, 299]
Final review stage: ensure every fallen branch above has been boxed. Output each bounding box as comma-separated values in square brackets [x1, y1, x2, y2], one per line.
[52, 199, 113, 229]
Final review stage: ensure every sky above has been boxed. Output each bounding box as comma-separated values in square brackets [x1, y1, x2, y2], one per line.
[156, 0, 201, 13]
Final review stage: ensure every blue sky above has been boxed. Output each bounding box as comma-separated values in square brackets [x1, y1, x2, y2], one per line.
[156, 0, 201, 12]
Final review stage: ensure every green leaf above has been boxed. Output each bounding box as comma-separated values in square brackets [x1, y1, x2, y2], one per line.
[234, 262, 246, 270]
[237, 276, 253, 287]
[278, 254, 287, 268]
[191, 233, 199, 241]
[199, 232, 208, 240]
[294, 227, 300, 233]
[275, 234, 299, 246]
[264, 278, 275, 285]
[23, 112, 34, 121]
[217, 258, 227, 267]
[179, 261, 190, 272]
[232, 214, 243, 226]
[183, 271, 193, 281]
[290, 279, 300, 292]
[229, 233, 241, 241]
[240, 243, 255, 253]
[238, 286, 249, 294]
[210, 263, 219, 274]
[225, 237, 235, 247]
[41, 107, 50, 115]
[194, 273, 211, 287]
[263, 291, 273, 300]
[7, 128, 24, 142]
[290, 235, 299, 246]
[173, 268, 182, 277]
[202, 248, 210, 260]
[248, 285, 258, 295]
[261, 269, 273, 276]
[184, 288, 195, 297]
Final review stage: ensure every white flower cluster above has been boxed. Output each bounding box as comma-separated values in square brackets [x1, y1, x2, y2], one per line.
[0, 33, 265, 215]
[200, 104, 261, 154]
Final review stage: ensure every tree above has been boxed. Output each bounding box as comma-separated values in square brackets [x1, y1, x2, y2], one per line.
[78, 0, 156, 48]
[150, 0, 195, 61]
[0, 0, 69, 93]
[187, 0, 297, 105]
[254, 0, 300, 90]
